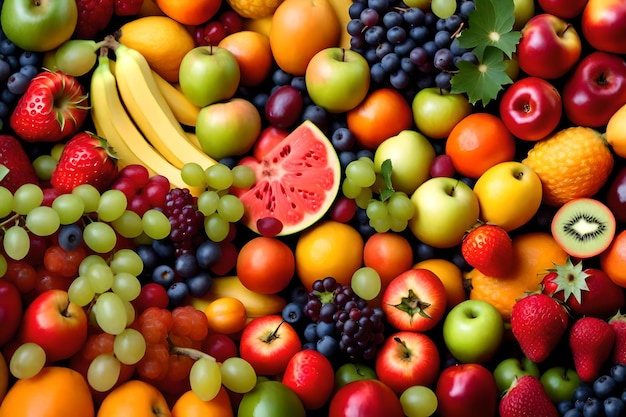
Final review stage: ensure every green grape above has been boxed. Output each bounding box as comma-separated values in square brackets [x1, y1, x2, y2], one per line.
[351, 267, 381, 301]
[9, 342, 46, 379]
[389, 217, 408, 233]
[217, 194, 244, 223]
[205, 163, 234, 191]
[431, 0, 456, 18]
[94, 292, 127, 335]
[190, 358, 222, 401]
[97, 189, 128, 223]
[400, 385, 438, 417]
[387, 192, 415, 221]
[369, 216, 391, 233]
[204, 213, 230, 242]
[123, 299, 136, 327]
[220, 357, 257, 394]
[109, 249, 143, 276]
[112, 272, 141, 301]
[181, 162, 207, 187]
[72, 184, 101, 213]
[197, 190, 220, 216]
[55, 39, 102, 77]
[366, 200, 388, 221]
[25, 206, 61, 236]
[341, 177, 362, 199]
[79, 254, 107, 276]
[354, 187, 373, 209]
[51, 193, 85, 224]
[68, 275, 96, 307]
[12, 183, 43, 215]
[32, 155, 57, 181]
[231, 165, 256, 189]
[3, 225, 30, 260]
[86, 262, 114, 294]
[83, 221, 117, 253]
[87, 353, 121, 392]
[113, 328, 146, 365]
[0, 186, 13, 218]
[111, 210, 144, 239]
[50, 143, 65, 161]
[141, 209, 171, 240]
[0, 254, 7, 278]
[345, 160, 376, 188]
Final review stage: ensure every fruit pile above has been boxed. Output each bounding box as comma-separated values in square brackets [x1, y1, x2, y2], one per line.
[1, 0, 626, 415]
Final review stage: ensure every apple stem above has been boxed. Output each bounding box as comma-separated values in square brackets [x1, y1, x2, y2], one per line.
[170, 344, 216, 362]
[393, 337, 412, 359]
[265, 319, 287, 343]
[560, 24, 574, 38]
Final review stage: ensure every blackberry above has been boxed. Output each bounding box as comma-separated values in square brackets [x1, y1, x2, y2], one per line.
[163, 188, 204, 256]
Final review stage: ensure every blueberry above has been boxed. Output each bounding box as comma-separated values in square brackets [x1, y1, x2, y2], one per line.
[0, 38, 16, 55]
[19, 51, 40, 67]
[135, 244, 159, 276]
[19, 64, 38, 80]
[0, 59, 10, 81]
[301, 104, 328, 132]
[339, 150, 357, 171]
[289, 285, 309, 307]
[303, 341, 317, 351]
[574, 384, 595, 402]
[622, 390, 626, 403]
[195, 240, 221, 269]
[57, 224, 83, 251]
[563, 408, 583, 417]
[594, 375, 618, 399]
[282, 302, 304, 324]
[558, 400, 576, 415]
[1, 87, 16, 104]
[604, 396, 625, 417]
[174, 253, 198, 279]
[185, 271, 212, 298]
[272, 68, 293, 86]
[0, 101, 7, 118]
[611, 363, 626, 384]
[316, 335, 340, 357]
[152, 238, 175, 260]
[304, 323, 319, 342]
[583, 397, 604, 417]
[152, 264, 176, 287]
[290, 76, 306, 93]
[6, 72, 29, 95]
[167, 282, 189, 307]
[316, 320, 337, 338]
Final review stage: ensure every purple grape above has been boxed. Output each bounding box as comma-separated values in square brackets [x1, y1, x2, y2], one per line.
[360, 8, 380, 27]
[265, 85, 304, 129]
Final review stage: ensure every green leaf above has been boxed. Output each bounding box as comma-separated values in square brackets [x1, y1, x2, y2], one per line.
[379, 159, 394, 202]
[0, 164, 8, 183]
[450, 47, 513, 107]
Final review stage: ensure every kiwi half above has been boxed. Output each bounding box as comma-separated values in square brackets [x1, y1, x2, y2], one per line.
[551, 198, 616, 258]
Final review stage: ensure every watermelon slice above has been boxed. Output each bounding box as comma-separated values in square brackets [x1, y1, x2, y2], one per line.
[232, 120, 341, 236]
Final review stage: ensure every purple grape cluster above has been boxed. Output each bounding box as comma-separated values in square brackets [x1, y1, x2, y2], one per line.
[163, 188, 205, 256]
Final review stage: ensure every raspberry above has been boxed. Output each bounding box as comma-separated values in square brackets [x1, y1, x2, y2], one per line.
[43, 245, 86, 278]
[171, 305, 209, 341]
[137, 306, 173, 344]
[164, 188, 204, 256]
[138, 343, 170, 380]
[114, 0, 143, 16]
[74, 0, 115, 39]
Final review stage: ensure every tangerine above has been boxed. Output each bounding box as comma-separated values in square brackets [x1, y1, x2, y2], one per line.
[413, 258, 467, 310]
[155, 0, 221, 25]
[346, 88, 414, 149]
[600, 230, 626, 288]
[218, 31, 273, 87]
[204, 296, 248, 334]
[96, 379, 171, 417]
[171, 387, 233, 417]
[236, 236, 295, 295]
[363, 232, 413, 290]
[445, 112, 516, 179]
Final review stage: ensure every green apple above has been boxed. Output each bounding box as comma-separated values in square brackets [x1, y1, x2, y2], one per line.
[442, 299, 504, 364]
[196, 98, 261, 160]
[411, 87, 472, 140]
[179, 45, 240, 107]
[540, 366, 581, 404]
[1, 0, 77, 52]
[305, 47, 370, 113]
[334, 362, 377, 391]
[373, 130, 435, 195]
[493, 357, 540, 394]
[408, 177, 479, 248]
[513, 0, 535, 30]
[238, 380, 306, 417]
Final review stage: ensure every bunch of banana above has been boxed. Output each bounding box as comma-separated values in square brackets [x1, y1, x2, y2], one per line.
[151, 70, 201, 128]
[188, 275, 288, 319]
[90, 52, 205, 196]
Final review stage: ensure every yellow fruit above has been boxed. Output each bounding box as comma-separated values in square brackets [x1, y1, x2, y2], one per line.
[606, 101, 626, 158]
[413, 258, 467, 309]
[117, 16, 195, 83]
[226, 0, 283, 19]
[522, 126, 614, 207]
[242, 15, 273, 37]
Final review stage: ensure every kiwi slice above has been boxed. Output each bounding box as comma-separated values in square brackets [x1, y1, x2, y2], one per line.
[551, 198, 616, 258]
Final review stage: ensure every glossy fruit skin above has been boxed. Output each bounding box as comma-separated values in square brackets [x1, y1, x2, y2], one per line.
[411, 87, 472, 139]
[265, 85, 304, 129]
[569, 316, 616, 382]
[95, 379, 171, 417]
[0, 280, 22, 347]
[537, 0, 588, 18]
[238, 380, 306, 417]
[236, 236, 295, 295]
[499, 375, 559, 417]
[435, 363, 499, 417]
[171, 386, 233, 417]
[333, 363, 377, 391]
[606, 166, 626, 223]
[362, 232, 413, 301]
[493, 357, 541, 394]
[0, 135, 40, 193]
[581, 0, 626, 54]
[328, 379, 405, 417]
[562, 51, 626, 127]
[253, 126, 288, 160]
[282, 349, 335, 410]
[539, 366, 581, 404]
[203, 297, 248, 334]
[218, 31, 273, 87]
[461, 224, 514, 278]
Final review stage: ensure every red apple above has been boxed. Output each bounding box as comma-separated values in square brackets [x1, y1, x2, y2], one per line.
[537, 0, 588, 18]
[282, 349, 335, 410]
[0, 280, 22, 347]
[375, 331, 440, 395]
[517, 13, 582, 79]
[239, 315, 301, 376]
[499, 76, 563, 141]
[435, 363, 499, 417]
[582, 0, 626, 54]
[329, 379, 405, 417]
[19, 289, 88, 363]
[562, 51, 626, 127]
[606, 166, 626, 223]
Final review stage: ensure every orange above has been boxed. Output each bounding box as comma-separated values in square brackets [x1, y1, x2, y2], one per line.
[96, 379, 171, 417]
[117, 16, 196, 83]
[236, 236, 295, 295]
[295, 220, 364, 289]
[155, 0, 220, 25]
[0, 366, 94, 417]
[171, 387, 233, 417]
[227, 0, 282, 19]
[363, 232, 413, 289]
[445, 112, 516, 179]
[606, 101, 626, 159]
[413, 258, 467, 310]
[347, 88, 413, 149]
[204, 296, 248, 334]
[600, 230, 626, 288]
[269, 0, 340, 76]
[218, 31, 273, 87]
[467, 232, 568, 320]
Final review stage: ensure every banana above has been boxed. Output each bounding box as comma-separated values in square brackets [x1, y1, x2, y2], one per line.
[90, 53, 204, 196]
[151, 69, 201, 127]
[183, 131, 203, 151]
[329, 0, 352, 49]
[188, 275, 287, 318]
[109, 38, 217, 170]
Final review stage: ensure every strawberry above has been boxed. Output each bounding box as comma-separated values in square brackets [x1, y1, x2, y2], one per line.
[608, 311, 626, 365]
[461, 223, 513, 277]
[542, 258, 625, 319]
[74, 0, 115, 39]
[0, 135, 39, 193]
[569, 316, 615, 383]
[510, 293, 569, 363]
[499, 375, 559, 417]
[114, 0, 144, 16]
[10, 71, 89, 143]
[50, 132, 118, 193]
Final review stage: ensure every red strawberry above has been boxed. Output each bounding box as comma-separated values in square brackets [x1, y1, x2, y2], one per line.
[499, 375, 559, 417]
[510, 293, 569, 363]
[10, 71, 89, 143]
[114, 0, 143, 16]
[50, 132, 118, 193]
[569, 316, 615, 382]
[542, 258, 625, 319]
[461, 223, 513, 277]
[0, 135, 39, 193]
[608, 311, 626, 365]
[74, 0, 114, 39]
